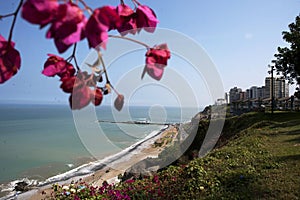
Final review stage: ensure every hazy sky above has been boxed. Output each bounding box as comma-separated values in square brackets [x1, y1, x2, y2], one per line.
[0, 0, 299, 107]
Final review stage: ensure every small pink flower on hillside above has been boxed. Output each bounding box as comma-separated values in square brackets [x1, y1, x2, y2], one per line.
[46, 2, 87, 53]
[136, 5, 159, 33]
[0, 35, 21, 84]
[85, 6, 121, 49]
[116, 4, 137, 35]
[22, 0, 58, 28]
[125, 179, 135, 184]
[42, 54, 75, 78]
[152, 175, 160, 183]
[143, 43, 171, 81]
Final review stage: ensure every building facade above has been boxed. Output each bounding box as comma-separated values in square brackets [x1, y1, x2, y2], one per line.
[264, 77, 289, 99]
[229, 87, 242, 103]
[229, 77, 289, 103]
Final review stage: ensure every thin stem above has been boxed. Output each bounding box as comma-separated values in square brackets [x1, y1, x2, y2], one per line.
[97, 52, 120, 95]
[72, 43, 77, 57]
[96, 52, 119, 95]
[73, 56, 79, 71]
[110, 84, 120, 96]
[0, 13, 15, 19]
[7, 0, 23, 45]
[97, 51, 110, 84]
[78, 0, 93, 15]
[66, 43, 80, 71]
[108, 35, 151, 49]
[131, 0, 141, 6]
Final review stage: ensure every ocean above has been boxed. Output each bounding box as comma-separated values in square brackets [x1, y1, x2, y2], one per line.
[0, 104, 199, 198]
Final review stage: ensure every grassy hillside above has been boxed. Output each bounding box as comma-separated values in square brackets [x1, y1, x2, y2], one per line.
[120, 112, 300, 199]
[50, 112, 300, 199]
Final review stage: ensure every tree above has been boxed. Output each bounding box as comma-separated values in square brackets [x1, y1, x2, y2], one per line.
[0, 0, 171, 109]
[272, 14, 300, 98]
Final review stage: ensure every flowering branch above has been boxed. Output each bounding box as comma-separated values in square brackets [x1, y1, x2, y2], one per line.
[0, 0, 170, 110]
[108, 34, 150, 49]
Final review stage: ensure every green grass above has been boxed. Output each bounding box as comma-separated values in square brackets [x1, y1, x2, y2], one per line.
[193, 112, 300, 199]
[135, 112, 300, 199]
[49, 112, 300, 199]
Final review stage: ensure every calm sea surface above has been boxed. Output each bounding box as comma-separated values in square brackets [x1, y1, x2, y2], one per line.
[0, 104, 199, 187]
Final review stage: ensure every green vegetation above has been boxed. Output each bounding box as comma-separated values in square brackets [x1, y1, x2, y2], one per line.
[50, 112, 300, 199]
[272, 13, 300, 97]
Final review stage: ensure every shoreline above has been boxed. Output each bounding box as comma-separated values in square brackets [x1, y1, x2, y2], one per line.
[9, 125, 178, 200]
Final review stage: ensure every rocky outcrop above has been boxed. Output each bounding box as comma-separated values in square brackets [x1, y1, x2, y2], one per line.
[121, 158, 160, 181]
[14, 181, 29, 192]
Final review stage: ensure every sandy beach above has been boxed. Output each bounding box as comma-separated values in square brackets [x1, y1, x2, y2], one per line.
[16, 125, 178, 200]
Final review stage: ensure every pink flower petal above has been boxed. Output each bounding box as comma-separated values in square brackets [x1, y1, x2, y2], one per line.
[85, 6, 121, 49]
[114, 94, 124, 111]
[144, 43, 170, 81]
[46, 2, 86, 53]
[136, 5, 159, 33]
[0, 35, 21, 84]
[42, 55, 75, 78]
[116, 4, 137, 35]
[91, 88, 103, 106]
[21, 0, 58, 27]
[69, 86, 91, 110]
[145, 63, 164, 81]
[60, 76, 76, 93]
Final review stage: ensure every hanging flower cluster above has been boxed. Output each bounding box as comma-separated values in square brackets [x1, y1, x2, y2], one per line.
[0, 34, 21, 84]
[22, 0, 159, 52]
[0, 0, 171, 110]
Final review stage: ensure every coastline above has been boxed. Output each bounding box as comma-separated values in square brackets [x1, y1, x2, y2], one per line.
[11, 125, 178, 200]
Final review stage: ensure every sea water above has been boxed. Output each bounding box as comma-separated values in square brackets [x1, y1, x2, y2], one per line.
[0, 104, 199, 197]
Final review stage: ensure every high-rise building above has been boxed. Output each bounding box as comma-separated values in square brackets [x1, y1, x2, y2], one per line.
[225, 93, 229, 104]
[257, 86, 265, 99]
[265, 77, 272, 99]
[246, 89, 251, 99]
[229, 87, 242, 103]
[250, 86, 258, 99]
[264, 77, 289, 99]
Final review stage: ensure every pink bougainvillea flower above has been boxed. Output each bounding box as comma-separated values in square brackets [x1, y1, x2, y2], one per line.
[46, 2, 86, 53]
[60, 70, 87, 94]
[85, 6, 121, 49]
[0, 35, 21, 84]
[69, 84, 92, 110]
[125, 179, 135, 184]
[60, 76, 76, 93]
[61, 71, 102, 109]
[116, 4, 137, 35]
[136, 5, 159, 33]
[91, 88, 103, 106]
[114, 94, 124, 111]
[42, 54, 75, 78]
[21, 0, 58, 28]
[143, 43, 171, 81]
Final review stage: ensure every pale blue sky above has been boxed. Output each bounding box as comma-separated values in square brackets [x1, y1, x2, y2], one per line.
[0, 0, 299, 107]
